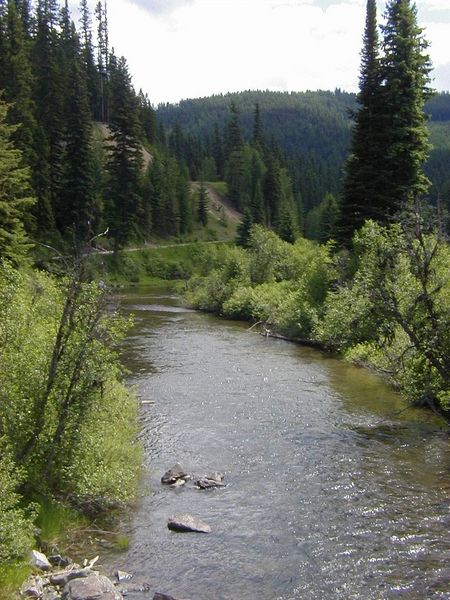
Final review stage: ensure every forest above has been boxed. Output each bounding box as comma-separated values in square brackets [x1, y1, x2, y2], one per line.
[0, 0, 449, 586]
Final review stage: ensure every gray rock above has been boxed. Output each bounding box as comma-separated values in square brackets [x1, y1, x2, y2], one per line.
[167, 514, 211, 533]
[115, 570, 132, 583]
[48, 555, 71, 568]
[161, 463, 189, 485]
[196, 477, 225, 489]
[50, 568, 90, 587]
[42, 589, 62, 600]
[20, 575, 44, 598]
[63, 572, 123, 600]
[30, 549, 52, 571]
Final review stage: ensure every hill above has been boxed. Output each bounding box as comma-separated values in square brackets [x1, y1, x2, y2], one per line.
[156, 90, 450, 210]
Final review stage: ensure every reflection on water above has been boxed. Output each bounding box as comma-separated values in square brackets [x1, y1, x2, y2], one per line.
[111, 286, 450, 600]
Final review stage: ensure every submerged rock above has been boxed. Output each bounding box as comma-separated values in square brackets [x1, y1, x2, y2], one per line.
[30, 549, 52, 571]
[167, 514, 211, 533]
[161, 463, 189, 485]
[64, 572, 123, 600]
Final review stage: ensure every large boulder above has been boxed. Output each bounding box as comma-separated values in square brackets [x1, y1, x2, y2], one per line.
[63, 572, 123, 600]
[30, 549, 52, 571]
[167, 514, 211, 534]
[161, 464, 189, 485]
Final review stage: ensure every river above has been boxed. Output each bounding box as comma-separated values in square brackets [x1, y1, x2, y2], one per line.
[112, 286, 450, 600]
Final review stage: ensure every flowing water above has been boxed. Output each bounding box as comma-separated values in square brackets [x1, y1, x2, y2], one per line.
[111, 286, 449, 600]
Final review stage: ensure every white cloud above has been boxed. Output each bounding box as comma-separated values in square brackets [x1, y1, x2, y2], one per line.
[77, 0, 450, 104]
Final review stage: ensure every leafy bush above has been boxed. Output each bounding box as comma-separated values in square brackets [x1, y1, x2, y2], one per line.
[0, 261, 142, 561]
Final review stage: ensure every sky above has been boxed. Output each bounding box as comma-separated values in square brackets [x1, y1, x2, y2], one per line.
[76, 0, 450, 105]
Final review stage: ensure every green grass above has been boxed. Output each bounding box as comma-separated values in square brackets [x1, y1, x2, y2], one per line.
[88, 241, 231, 286]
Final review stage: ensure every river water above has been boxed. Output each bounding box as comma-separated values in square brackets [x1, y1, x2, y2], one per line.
[113, 287, 450, 600]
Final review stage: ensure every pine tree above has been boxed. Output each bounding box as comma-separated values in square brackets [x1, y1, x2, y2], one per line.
[337, 0, 383, 244]
[59, 34, 95, 241]
[0, 100, 34, 264]
[236, 209, 253, 247]
[1, 0, 36, 163]
[197, 181, 208, 226]
[379, 0, 433, 211]
[106, 54, 142, 249]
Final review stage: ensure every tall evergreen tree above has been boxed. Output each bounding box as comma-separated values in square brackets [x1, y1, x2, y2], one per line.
[1, 0, 36, 163]
[106, 54, 142, 249]
[337, 0, 382, 243]
[379, 0, 433, 211]
[59, 35, 95, 241]
[197, 180, 208, 226]
[0, 100, 34, 264]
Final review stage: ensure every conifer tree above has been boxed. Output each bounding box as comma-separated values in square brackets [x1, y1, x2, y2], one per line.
[0, 100, 34, 264]
[197, 181, 208, 226]
[379, 0, 433, 211]
[59, 35, 95, 241]
[236, 209, 253, 247]
[1, 0, 36, 163]
[338, 0, 382, 243]
[106, 54, 142, 249]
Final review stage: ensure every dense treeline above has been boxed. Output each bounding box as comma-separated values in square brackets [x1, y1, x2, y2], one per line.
[157, 89, 450, 233]
[0, 0, 206, 251]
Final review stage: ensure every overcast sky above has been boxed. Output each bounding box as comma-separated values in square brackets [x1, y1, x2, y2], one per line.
[75, 0, 450, 105]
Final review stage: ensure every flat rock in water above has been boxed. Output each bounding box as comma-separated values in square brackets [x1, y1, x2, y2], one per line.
[64, 572, 123, 600]
[30, 549, 52, 571]
[167, 514, 211, 533]
[161, 463, 189, 485]
[196, 477, 225, 489]
[115, 569, 133, 583]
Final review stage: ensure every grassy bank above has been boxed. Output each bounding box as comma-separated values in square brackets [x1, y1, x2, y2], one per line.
[88, 241, 231, 286]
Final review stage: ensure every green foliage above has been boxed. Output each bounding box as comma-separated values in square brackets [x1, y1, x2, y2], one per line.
[0, 439, 36, 563]
[316, 220, 450, 410]
[184, 226, 334, 338]
[0, 261, 142, 561]
[0, 100, 34, 265]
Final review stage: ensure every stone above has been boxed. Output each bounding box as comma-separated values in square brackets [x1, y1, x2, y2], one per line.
[20, 575, 44, 598]
[161, 463, 189, 485]
[50, 568, 90, 587]
[48, 555, 71, 568]
[30, 549, 52, 571]
[196, 477, 225, 489]
[63, 572, 123, 600]
[167, 514, 211, 534]
[115, 570, 132, 583]
[42, 589, 62, 600]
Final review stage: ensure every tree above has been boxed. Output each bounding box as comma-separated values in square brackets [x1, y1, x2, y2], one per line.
[337, 0, 383, 243]
[106, 54, 143, 249]
[0, 99, 34, 264]
[197, 181, 208, 226]
[235, 209, 253, 247]
[379, 0, 433, 211]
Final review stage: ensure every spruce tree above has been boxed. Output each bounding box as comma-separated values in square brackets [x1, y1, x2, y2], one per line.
[0, 100, 34, 264]
[59, 34, 96, 241]
[337, 0, 383, 244]
[379, 0, 432, 211]
[106, 54, 142, 249]
[197, 181, 208, 226]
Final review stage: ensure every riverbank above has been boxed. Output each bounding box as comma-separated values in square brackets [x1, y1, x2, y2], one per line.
[182, 224, 450, 418]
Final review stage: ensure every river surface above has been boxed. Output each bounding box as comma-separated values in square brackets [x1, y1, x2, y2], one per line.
[112, 286, 450, 600]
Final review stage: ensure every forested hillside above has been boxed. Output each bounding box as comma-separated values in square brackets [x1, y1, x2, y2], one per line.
[0, 0, 212, 252]
[156, 89, 450, 225]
